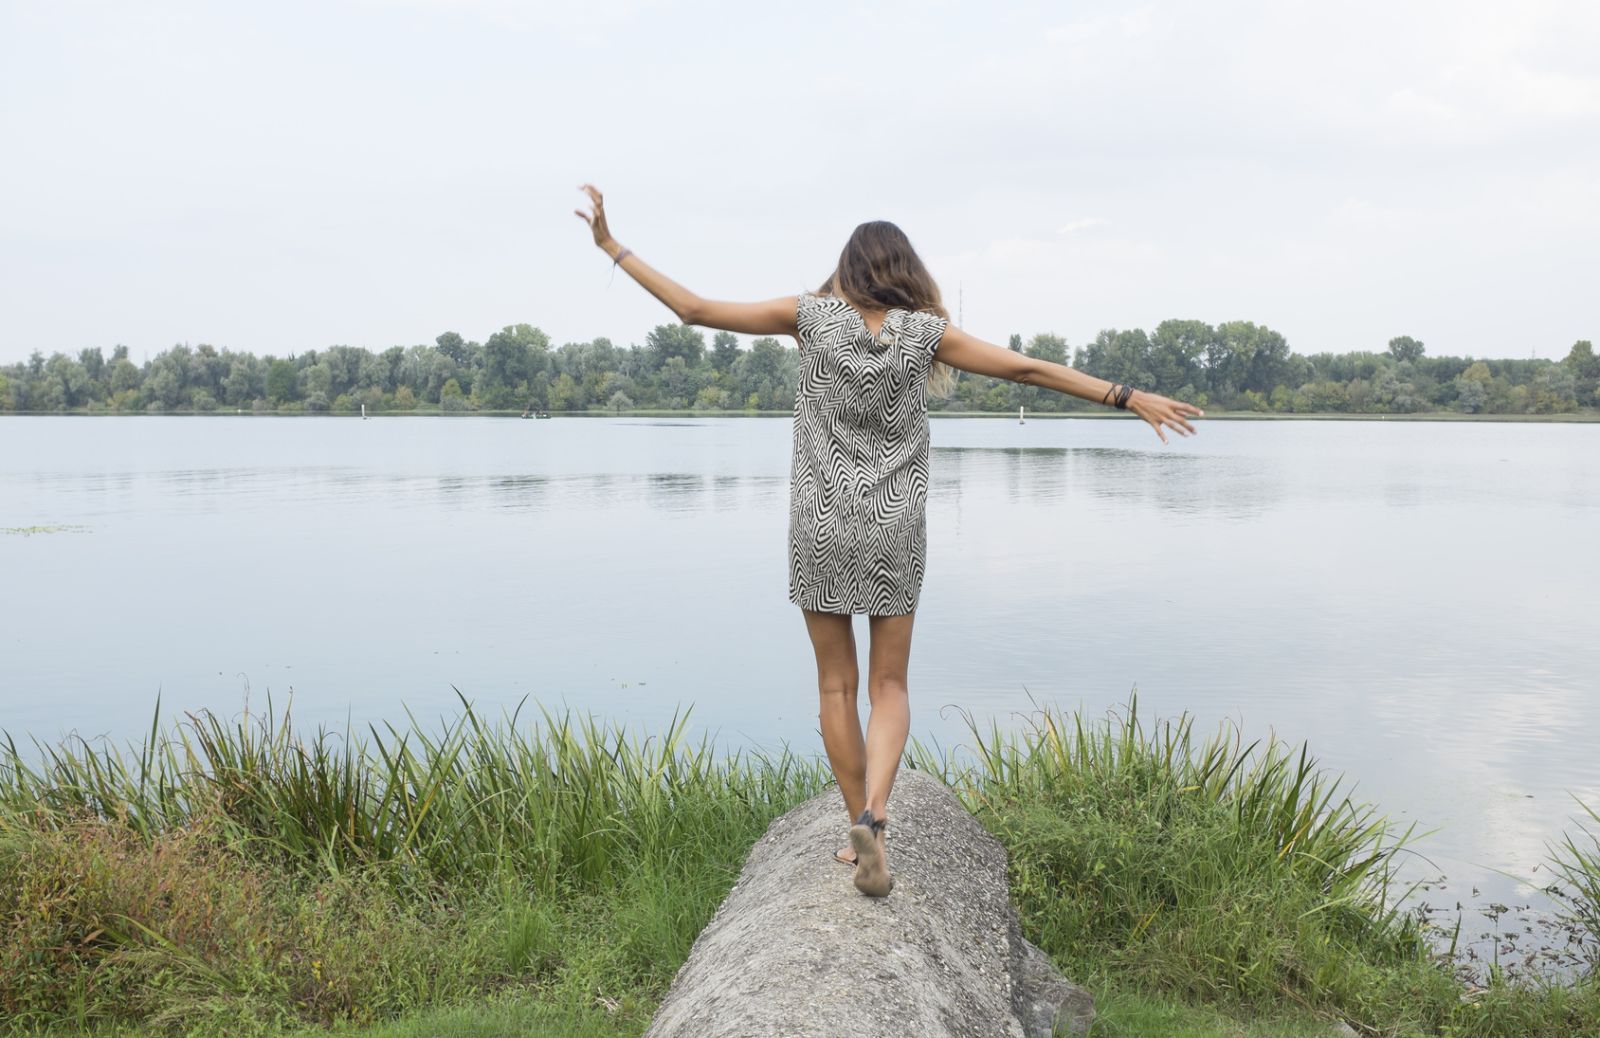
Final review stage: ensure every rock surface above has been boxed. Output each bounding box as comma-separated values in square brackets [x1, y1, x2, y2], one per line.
[645, 768, 1094, 1038]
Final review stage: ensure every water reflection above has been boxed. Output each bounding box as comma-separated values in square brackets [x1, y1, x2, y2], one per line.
[934, 445, 1283, 520]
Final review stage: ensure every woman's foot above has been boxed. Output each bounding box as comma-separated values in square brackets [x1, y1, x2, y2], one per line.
[849, 809, 892, 896]
[834, 844, 857, 866]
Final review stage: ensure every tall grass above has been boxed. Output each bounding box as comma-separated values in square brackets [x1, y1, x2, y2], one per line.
[1, 689, 828, 895]
[0, 690, 829, 1033]
[907, 694, 1462, 1028]
[1550, 795, 1600, 973]
[2, 691, 1598, 1036]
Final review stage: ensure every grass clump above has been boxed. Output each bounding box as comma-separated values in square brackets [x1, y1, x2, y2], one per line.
[0, 691, 828, 1034]
[913, 694, 1600, 1036]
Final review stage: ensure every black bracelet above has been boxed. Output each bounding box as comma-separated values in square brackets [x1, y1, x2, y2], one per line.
[1101, 383, 1119, 407]
[1115, 384, 1135, 410]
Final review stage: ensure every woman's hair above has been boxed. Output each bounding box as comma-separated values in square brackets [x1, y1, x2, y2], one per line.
[817, 220, 957, 399]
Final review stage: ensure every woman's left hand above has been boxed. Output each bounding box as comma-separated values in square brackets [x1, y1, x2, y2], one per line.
[1128, 391, 1204, 443]
[574, 183, 615, 249]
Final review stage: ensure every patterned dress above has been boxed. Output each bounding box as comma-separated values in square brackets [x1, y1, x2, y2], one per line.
[788, 289, 950, 616]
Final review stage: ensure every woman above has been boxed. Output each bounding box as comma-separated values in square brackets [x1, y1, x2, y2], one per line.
[575, 184, 1203, 897]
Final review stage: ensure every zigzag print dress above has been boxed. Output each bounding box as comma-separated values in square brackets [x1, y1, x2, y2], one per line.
[788, 289, 950, 616]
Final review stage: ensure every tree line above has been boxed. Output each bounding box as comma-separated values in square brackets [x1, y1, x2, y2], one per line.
[1, 320, 1594, 416]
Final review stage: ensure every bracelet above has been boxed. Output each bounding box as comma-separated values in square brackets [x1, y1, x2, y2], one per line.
[613, 247, 631, 266]
[1100, 383, 1136, 409]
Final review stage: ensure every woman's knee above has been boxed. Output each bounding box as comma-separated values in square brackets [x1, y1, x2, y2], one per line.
[866, 675, 908, 705]
[818, 670, 860, 701]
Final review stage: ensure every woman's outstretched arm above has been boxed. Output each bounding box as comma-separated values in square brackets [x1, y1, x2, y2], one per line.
[575, 184, 798, 337]
[934, 325, 1204, 443]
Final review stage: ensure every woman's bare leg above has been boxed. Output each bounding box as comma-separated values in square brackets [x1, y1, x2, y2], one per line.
[863, 611, 914, 820]
[848, 610, 914, 895]
[801, 608, 865, 861]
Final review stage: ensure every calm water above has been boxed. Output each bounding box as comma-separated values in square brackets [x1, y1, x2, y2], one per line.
[3, 415, 1598, 957]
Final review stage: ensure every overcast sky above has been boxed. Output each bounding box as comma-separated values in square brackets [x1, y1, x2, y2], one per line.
[2, 0, 1596, 366]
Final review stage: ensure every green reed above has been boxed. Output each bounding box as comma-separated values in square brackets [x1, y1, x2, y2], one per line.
[909, 693, 1453, 1021]
[0, 689, 831, 896]
[1551, 795, 1600, 973]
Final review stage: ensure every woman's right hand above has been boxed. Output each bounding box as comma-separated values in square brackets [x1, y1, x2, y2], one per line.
[574, 183, 615, 249]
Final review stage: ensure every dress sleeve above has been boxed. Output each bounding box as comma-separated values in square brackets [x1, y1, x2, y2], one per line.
[795, 290, 821, 352]
[916, 310, 949, 360]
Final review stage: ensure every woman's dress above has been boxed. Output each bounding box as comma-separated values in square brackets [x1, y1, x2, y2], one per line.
[788, 290, 949, 616]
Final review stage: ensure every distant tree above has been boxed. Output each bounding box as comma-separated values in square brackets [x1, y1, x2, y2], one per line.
[1533, 365, 1578, 413]
[646, 324, 705, 370]
[109, 357, 141, 395]
[1149, 319, 1211, 394]
[266, 359, 298, 403]
[609, 390, 633, 413]
[1563, 340, 1597, 402]
[547, 372, 581, 411]
[742, 336, 787, 397]
[79, 347, 106, 388]
[709, 330, 740, 374]
[300, 363, 333, 402]
[1025, 334, 1069, 366]
[481, 323, 550, 408]
[440, 378, 468, 412]
[1387, 335, 1425, 364]
[1453, 362, 1492, 413]
[435, 331, 469, 365]
[695, 385, 730, 409]
[222, 355, 262, 407]
[1008, 334, 1023, 352]
[1077, 329, 1155, 390]
[44, 354, 91, 408]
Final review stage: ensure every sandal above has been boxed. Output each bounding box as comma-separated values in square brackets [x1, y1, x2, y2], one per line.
[849, 808, 893, 897]
[833, 847, 857, 867]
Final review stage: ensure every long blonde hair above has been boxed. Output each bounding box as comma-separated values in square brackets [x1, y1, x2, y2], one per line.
[817, 220, 957, 399]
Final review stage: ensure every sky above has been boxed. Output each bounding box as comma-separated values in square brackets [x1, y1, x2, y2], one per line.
[1, 0, 1596, 366]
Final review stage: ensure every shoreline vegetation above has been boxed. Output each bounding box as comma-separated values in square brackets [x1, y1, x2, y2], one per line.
[2, 694, 1598, 1037]
[2, 323, 1595, 422]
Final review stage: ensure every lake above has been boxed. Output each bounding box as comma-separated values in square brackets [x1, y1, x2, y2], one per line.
[3, 414, 1597, 963]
